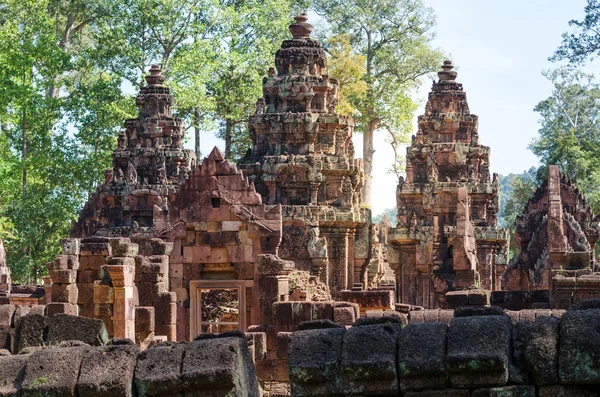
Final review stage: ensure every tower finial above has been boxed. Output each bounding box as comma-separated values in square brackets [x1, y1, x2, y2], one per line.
[438, 60, 457, 82]
[289, 13, 312, 39]
[145, 64, 165, 86]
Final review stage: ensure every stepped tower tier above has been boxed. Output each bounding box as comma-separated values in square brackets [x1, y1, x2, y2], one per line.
[71, 65, 196, 238]
[388, 61, 509, 308]
[238, 14, 374, 297]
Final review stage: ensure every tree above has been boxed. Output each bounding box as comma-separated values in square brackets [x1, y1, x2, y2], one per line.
[529, 66, 600, 213]
[313, 0, 444, 206]
[551, 0, 600, 64]
[498, 168, 538, 257]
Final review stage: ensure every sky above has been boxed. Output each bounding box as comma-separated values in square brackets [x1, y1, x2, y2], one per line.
[189, 0, 592, 216]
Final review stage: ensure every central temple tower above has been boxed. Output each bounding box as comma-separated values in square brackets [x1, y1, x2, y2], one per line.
[388, 61, 509, 308]
[238, 14, 371, 296]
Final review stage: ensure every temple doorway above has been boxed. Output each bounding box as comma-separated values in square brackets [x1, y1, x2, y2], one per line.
[189, 280, 246, 338]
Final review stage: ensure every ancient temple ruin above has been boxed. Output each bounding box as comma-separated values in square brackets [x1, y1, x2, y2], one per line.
[505, 165, 600, 292]
[238, 14, 371, 298]
[71, 64, 195, 238]
[0, 238, 10, 298]
[388, 61, 509, 308]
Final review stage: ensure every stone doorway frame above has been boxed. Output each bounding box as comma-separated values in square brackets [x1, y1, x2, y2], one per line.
[189, 279, 247, 339]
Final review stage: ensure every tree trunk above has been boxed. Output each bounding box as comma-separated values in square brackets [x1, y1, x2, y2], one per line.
[362, 119, 377, 206]
[22, 106, 26, 200]
[224, 118, 233, 159]
[194, 107, 201, 162]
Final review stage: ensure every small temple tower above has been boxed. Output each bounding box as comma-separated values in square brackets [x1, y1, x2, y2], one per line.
[71, 65, 195, 238]
[237, 14, 371, 297]
[388, 61, 509, 308]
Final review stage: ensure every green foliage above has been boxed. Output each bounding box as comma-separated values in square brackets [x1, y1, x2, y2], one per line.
[372, 207, 397, 225]
[498, 168, 539, 257]
[530, 66, 600, 214]
[551, 0, 600, 64]
[314, 0, 445, 202]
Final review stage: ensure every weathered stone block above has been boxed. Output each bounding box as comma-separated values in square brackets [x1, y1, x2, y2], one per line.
[0, 326, 11, 352]
[181, 336, 259, 397]
[398, 322, 448, 391]
[51, 283, 78, 304]
[246, 332, 267, 361]
[289, 327, 345, 397]
[446, 315, 511, 388]
[21, 346, 89, 397]
[45, 302, 78, 317]
[49, 269, 77, 284]
[50, 255, 80, 271]
[276, 332, 291, 359]
[93, 283, 114, 303]
[404, 390, 469, 397]
[341, 323, 400, 395]
[77, 344, 138, 397]
[46, 314, 109, 346]
[15, 314, 49, 352]
[0, 354, 29, 396]
[538, 385, 600, 397]
[80, 242, 111, 256]
[60, 238, 80, 256]
[134, 341, 184, 397]
[471, 386, 535, 397]
[0, 304, 15, 327]
[559, 308, 600, 384]
[76, 283, 94, 305]
[109, 238, 139, 257]
[333, 306, 355, 325]
[525, 315, 559, 385]
[154, 302, 176, 326]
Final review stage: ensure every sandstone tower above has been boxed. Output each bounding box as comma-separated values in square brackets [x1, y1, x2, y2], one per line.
[388, 61, 509, 308]
[71, 65, 195, 238]
[238, 14, 371, 297]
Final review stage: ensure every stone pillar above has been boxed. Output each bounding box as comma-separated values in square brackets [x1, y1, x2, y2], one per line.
[323, 228, 349, 298]
[548, 165, 568, 270]
[46, 238, 81, 316]
[104, 238, 138, 340]
[453, 187, 479, 288]
[257, 254, 294, 326]
[0, 238, 10, 298]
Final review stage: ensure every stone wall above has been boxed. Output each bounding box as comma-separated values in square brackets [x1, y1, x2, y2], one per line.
[0, 332, 259, 397]
[287, 303, 600, 397]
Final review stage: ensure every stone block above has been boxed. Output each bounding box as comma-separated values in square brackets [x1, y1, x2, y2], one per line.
[13, 305, 30, 324]
[276, 332, 291, 359]
[109, 238, 139, 257]
[398, 322, 448, 391]
[0, 326, 11, 351]
[257, 255, 294, 276]
[289, 327, 345, 397]
[80, 241, 111, 256]
[526, 315, 559, 385]
[333, 306, 355, 325]
[50, 255, 80, 271]
[155, 325, 176, 341]
[135, 307, 155, 338]
[0, 304, 15, 327]
[21, 346, 89, 397]
[60, 238, 80, 255]
[45, 302, 78, 317]
[468, 289, 491, 305]
[538, 385, 600, 397]
[471, 386, 535, 397]
[311, 302, 334, 321]
[154, 302, 176, 326]
[51, 283, 78, 304]
[0, 354, 29, 396]
[93, 283, 115, 304]
[77, 269, 99, 283]
[510, 319, 533, 384]
[559, 308, 600, 384]
[341, 323, 400, 395]
[134, 341, 184, 397]
[77, 344, 138, 397]
[76, 283, 94, 304]
[15, 314, 49, 352]
[404, 391, 469, 397]
[79, 256, 106, 271]
[246, 332, 267, 360]
[446, 315, 511, 388]
[445, 290, 469, 307]
[94, 303, 113, 317]
[181, 336, 259, 397]
[49, 269, 77, 284]
[46, 314, 109, 346]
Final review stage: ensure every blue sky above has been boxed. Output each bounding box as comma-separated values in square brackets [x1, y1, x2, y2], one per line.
[191, 0, 592, 216]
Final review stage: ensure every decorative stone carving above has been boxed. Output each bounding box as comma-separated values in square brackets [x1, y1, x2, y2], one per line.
[388, 61, 509, 307]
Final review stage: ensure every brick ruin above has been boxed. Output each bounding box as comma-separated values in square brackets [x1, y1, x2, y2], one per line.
[388, 61, 509, 308]
[0, 238, 9, 298]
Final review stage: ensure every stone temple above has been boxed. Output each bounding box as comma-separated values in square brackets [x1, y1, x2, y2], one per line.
[388, 61, 509, 308]
[2, 12, 600, 397]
